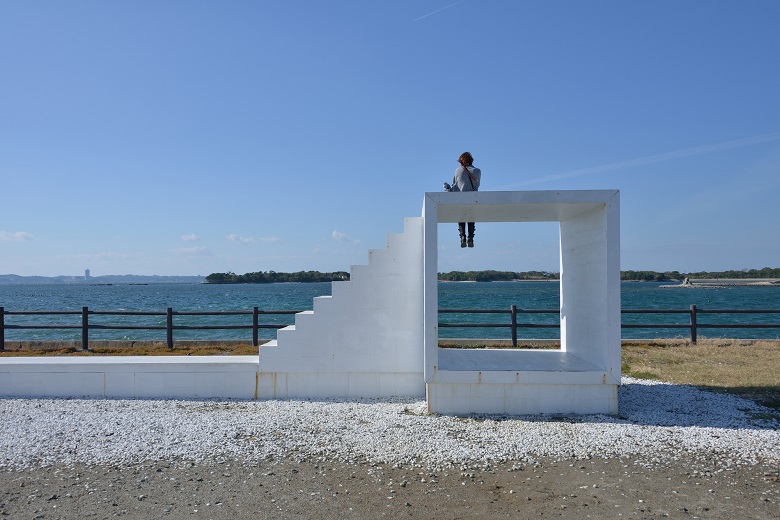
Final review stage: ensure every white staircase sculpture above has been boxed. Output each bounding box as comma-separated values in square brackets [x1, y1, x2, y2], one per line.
[258, 217, 425, 399]
[0, 191, 620, 414]
[259, 190, 621, 416]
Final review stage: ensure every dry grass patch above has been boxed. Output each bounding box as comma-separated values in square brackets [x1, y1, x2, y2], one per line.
[438, 340, 559, 350]
[0, 343, 260, 357]
[622, 339, 780, 410]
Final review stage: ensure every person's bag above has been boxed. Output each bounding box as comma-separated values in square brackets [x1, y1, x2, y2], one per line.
[466, 168, 478, 191]
[443, 182, 452, 192]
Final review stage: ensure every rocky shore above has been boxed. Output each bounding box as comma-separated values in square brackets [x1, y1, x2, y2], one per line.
[661, 278, 780, 288]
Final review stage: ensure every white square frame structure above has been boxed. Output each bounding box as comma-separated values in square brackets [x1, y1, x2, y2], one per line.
[423, 190, 621, 415]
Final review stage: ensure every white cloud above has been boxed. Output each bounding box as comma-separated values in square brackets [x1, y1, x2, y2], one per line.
[174, 246, 210, 256]
[0, 230, 33, 241]
[509, 132, 780, 188]
[181, 233, 200, 241]
[332, 230, 359, 244]
[226, 234, 280, 244]
[227, 234, 254, 243]
[413, 0, 467, 22]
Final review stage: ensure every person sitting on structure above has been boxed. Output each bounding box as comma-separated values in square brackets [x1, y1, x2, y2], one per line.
[446, 151, 481, 248]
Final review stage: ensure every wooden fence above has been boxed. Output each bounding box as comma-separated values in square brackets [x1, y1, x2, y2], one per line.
[2, 305, 780, 350]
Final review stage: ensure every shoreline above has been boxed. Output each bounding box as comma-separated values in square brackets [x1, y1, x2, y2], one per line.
[661, 278, 780, 288]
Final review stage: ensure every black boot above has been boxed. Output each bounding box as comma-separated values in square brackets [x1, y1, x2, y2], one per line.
[467, 223, 475, 247]
[458, 223, 467, 248]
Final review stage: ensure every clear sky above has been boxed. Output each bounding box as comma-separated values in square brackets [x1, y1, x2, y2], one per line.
[1, 0, 779, 277]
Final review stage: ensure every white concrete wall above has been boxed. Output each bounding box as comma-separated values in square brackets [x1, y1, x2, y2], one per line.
[257, 217, 426, 398]
[424, 190, 621, 416]
[559, 193, 621, 377]
[427, 382, 618, 416]
[0, 191, 620, 416]
[0, 357, 259, 399]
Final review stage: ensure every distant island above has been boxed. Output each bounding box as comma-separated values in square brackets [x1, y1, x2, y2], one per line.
[621, 268, 780, 282]
[204, 270, 559, 284]
[205, 268, 780, 283]
[438, 270, 558, 282]
[438, 268, 780, 282]
[205, 271, 350, 284]
[0, 274, 205, 285]
[4, 268, 779, 285]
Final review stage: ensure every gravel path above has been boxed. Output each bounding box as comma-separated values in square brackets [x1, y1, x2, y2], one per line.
[1, 378, 778, 470]
[1, 377, 778, 519]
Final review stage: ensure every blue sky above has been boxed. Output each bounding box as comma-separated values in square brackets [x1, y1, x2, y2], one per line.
[1, 0, 779, 277]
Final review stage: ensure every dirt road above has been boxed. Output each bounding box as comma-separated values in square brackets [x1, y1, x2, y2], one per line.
[2, 455, 778, 519]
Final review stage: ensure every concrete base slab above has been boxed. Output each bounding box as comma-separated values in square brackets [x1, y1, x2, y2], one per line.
[0, 356, 260, 399]
[438, 348, 600, 372]
[427, 382, 618, 416]
[257, 371, 424, 399]
[428, 348, 618, 415]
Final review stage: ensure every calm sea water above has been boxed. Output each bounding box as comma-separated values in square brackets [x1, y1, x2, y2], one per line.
[1, 282, 779, 342]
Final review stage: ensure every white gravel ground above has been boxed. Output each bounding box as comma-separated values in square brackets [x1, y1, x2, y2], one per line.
[1, 377, 778, 470]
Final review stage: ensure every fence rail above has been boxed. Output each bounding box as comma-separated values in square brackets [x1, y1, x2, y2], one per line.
[2, 305, 780, 350]
[0, 306, 299, 350]
[439, 304, 780, 345]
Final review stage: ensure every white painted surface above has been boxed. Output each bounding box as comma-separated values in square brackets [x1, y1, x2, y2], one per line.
[0, 356, 259, 399]
[427, 382, 618, 415]
[257, 217, 426, 398]
[0, 191, 620, 416]
[424, 190, 621, 416]
[255, 372, 423, 399]
[438, 348, 601, 372]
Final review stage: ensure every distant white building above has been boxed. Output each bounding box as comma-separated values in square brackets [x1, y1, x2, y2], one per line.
[84, 269, 90, 281]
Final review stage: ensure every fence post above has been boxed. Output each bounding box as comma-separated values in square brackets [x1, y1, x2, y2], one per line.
[1, 307, 4, 350]
[252, 306, 259, 347]
[167, 307, 174, 349]
[690, 304, 698, 344]
[81, 306, 89, 351]
[510, 305, 517, 347]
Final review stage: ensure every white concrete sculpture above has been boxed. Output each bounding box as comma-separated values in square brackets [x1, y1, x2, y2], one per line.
[423, 190, 621, 415]
[1, 190, 621, 416]
[257, 217, 426, 399]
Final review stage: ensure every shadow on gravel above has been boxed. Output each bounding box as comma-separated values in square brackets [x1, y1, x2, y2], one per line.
[610, 380, 780, 430]
[425, 381, 780, 431]
[695, 384, 780, 412]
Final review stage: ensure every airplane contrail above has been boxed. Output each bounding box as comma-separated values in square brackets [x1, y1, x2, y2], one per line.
[413, 0, 467, 22]
[511, 132, 780, 187]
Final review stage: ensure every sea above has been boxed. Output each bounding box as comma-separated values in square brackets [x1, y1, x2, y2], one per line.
[1, 282, 779, 342]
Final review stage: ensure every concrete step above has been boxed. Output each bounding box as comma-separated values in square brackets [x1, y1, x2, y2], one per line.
[349, 264, 369, 281]
[386, 233, 405, 250]
[293, 310, 315, 329]
[313, 295, 333, 313]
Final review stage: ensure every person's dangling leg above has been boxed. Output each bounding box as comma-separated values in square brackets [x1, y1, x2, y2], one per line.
[458, 223, 467, 248]
[467, 222, 475, 247]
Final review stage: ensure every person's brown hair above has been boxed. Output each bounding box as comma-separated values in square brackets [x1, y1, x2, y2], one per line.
[458, 152, 474, 166]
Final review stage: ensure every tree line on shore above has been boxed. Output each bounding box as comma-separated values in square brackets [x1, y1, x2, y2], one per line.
[205, 271, 349, 284]
[205, 267, 780, 284]
[621, 267, 780, 282]
[438, 270, 557, 282]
